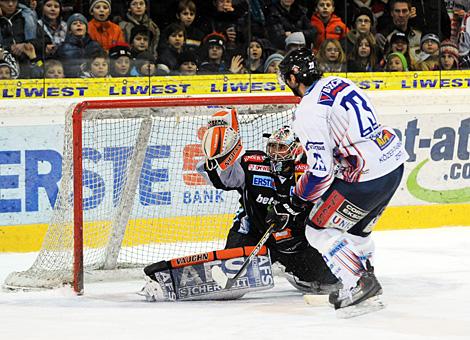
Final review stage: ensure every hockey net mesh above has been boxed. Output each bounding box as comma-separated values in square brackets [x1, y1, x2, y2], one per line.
[4, 97, 297, 289]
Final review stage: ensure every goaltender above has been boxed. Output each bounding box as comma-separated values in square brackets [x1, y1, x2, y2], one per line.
[197, 109, 339, 293]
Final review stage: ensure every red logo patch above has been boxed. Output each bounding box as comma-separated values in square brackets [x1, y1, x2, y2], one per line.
[310, 190, 345, 227]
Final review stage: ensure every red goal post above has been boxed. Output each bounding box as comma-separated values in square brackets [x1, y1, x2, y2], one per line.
[5, 95, 299, 294]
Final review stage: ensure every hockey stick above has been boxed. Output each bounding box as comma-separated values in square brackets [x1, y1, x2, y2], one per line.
[212, 224, 275, 289]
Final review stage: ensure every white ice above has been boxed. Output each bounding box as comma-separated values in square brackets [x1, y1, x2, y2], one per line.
[1, 227, 469, 340]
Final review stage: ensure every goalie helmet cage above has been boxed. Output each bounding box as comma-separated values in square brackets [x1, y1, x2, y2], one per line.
[4, 95, 299, 294]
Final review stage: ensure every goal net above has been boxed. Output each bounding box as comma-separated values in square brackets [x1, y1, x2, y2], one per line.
[4, 96, 298, 293]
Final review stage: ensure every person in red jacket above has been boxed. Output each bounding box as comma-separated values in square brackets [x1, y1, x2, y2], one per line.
[310, 0, 348, 52]
[87, 0, 126, 51]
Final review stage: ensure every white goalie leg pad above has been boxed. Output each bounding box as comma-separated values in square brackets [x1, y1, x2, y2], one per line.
[305, 227, 374, 290]
[138, 276, 176, 302]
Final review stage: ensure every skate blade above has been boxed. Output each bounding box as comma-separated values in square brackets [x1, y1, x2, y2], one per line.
[336, 296, 385, 319]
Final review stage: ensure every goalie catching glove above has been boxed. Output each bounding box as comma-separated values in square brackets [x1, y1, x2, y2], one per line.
[266, 195, 309, 232]
[202, 108, 244, 170]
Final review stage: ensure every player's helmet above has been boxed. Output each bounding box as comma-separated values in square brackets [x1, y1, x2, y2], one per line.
[266, 126, 302, 176]
[277, 47, 322, 87]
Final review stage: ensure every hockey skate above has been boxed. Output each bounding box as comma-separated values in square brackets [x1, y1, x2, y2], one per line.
[330, 268, 385, 318]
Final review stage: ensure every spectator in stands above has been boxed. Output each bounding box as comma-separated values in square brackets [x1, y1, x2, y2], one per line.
[310, 0, 348, 51]
[43, 58, 64, 78]
[451, 1, 470, 60]
[347, 33, 381, 72]
[198, 32, 244, 74]
[158, 22, 186, 71]
[316, 38, 347, 72]
[0, 0, 44, 78]
[263, 52, 284, 73]
[197, 0, 245, 39]
[131, 50, 169, 76]
[409, 1, 450, 41]
[88, 0, 125, 51]
[176, 49, 198, 75]
[55, 13, 103, 78]
[377, 0, 422, 54]
[175, 0, 204, 53]
[119, 0, 159, 56]
[129, 24, 153, 58]
[384, 51, 408, 71]
[81, 49, 110, 77]
[37, 0, 67, 58]
[414, 32, 441, 70]
[266, 0, 316, 51]
[439, 39, 460, 69]
[244, 37, 266, 73]
[21, 41, 44, 77]
[334, 0, 387, 29]
[341, 7, 376, 57]
[108, 43, 132, 77]
[380, 31, 415, 70]
[0, 45, 19, 78]
[285, 31, 306, 53]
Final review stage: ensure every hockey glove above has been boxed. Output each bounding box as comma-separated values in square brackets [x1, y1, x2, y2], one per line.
[266, 201, 302, 232]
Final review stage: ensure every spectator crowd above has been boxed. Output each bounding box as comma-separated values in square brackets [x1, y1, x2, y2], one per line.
[0, 0, 467, 80]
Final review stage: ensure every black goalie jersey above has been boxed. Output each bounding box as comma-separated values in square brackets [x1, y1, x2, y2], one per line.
[198, 150, 310, 255]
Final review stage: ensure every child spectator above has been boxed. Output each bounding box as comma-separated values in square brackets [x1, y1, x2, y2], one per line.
[0, 0, 43, 77]
[384, 51, 408, 71]
[131, 50, 169, 76]
[380, 31, 415, 70]
[266, 0, 316, 51]
[310, 0, 348, 51]
[347, 33, 380, 72]
[263, 52, 284, 73]
[55, 13, 103, 77]
[439, 39, 460, 70]
[37, 0, 67, 57]
[119, 0, 159, 55]
[317, 38, 347, 72]
[175, 0, 204, 53]
[87, 0, 125, 51]
[44, 59, 64, 78]
[176, 49, 198, 75]
[81, 50, 110, 77]
[244, 37, 266, 73]
[285, 31, 306, 53]
[0, 46, 19, 79]
[129, 24, 153, 58]
[341, 7, 376, 57]
[108, 43, 132, 77]
[414, 32, 441, 70]
[158, 22, 186, 71]
[198, 32, 244, 74]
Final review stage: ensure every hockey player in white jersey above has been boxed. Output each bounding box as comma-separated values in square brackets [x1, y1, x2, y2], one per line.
[271, 48, 407, 318]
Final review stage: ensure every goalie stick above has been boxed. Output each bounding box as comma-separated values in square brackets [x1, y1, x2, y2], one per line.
[212, 224, 275, 289]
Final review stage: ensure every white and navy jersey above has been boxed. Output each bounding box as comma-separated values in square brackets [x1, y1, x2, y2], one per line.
[292, 76, 407, 203]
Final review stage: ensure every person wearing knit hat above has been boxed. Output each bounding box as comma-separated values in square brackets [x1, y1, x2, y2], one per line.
[204, 32, 226, 51]
[109, 43, 132, 77]
[285, 32, 305, 52]
[88, 0, 126, 51]
[420, 32, 440, 53]
[385, 52, 408, 72]
[177, 50, 198, 75]
[440, 39, 460, 70]
[89, 0, 111, 14]
[66, 13, 88, 32]
[0, 48, 19, 79]
[263, 52, 284, 73]
[415, 32, 441, 71]
[353, 7, 374, 34]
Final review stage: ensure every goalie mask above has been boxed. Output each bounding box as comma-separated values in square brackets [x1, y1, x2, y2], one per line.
[266, 126, 301, 176]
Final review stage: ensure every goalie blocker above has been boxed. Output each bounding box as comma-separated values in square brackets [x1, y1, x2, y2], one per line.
[140, 246, 274, 302]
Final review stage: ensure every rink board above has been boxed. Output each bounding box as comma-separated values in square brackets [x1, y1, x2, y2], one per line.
[0, 84, 470, 252]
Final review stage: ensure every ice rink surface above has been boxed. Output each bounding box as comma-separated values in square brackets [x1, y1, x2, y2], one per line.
[1, 227, 469, 340]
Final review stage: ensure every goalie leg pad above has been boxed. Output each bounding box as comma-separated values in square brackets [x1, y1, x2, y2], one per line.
[141, 247, 274, 301]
